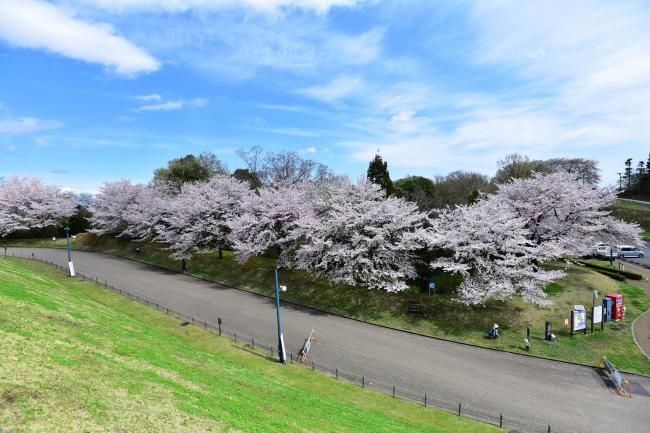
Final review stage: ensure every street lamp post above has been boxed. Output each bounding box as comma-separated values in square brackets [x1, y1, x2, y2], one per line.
[64, 227, 75, 277]
[274, 268, 287, 364]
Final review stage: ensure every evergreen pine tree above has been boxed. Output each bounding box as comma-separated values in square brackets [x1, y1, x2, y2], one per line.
[624, 158, 633, 188]
[367, 152, 394, 195]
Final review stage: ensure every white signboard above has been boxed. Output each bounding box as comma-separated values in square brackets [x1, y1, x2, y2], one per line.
[68, 261, 75, 277]
[593, 305, 603, 324]
[573, 308, 587, 331]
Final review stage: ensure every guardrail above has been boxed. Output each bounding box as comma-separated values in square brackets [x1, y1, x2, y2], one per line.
[5, 251, 576, 433]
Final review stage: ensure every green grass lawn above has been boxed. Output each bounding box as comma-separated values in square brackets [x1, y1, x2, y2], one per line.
[3, 234, 650, 375]
[612, 200, 650, 232]
[0, 257, 501, 433]
[615, 199, 650, 211]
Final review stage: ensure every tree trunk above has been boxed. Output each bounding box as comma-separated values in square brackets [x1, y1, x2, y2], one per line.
[218, 246, 223, 259]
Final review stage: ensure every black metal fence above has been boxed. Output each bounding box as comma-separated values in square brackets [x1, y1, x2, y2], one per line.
[5, 251, 572, 433]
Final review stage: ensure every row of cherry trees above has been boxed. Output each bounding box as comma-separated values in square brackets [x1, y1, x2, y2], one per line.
[0, 172, 639, 304]
[0, 176, 76, 238]
[85, 171, 640, 304]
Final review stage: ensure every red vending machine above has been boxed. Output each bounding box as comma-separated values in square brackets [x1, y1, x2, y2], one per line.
[606, 292, 624, 321]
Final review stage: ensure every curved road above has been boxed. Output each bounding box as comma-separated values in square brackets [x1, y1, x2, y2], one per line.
[6, 247, 650, 433]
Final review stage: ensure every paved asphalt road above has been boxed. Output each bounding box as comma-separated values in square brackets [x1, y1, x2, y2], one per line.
[6, 248, 650, 433]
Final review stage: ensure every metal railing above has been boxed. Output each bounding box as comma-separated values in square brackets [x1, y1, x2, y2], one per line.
[5, 251, 574, 433]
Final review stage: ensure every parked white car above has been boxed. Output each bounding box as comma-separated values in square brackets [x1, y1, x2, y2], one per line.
[592, 243, 612, 258]
[617, 245, 644, 258]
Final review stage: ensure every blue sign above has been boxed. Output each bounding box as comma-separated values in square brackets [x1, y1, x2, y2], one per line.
[429, 282, 436, 289]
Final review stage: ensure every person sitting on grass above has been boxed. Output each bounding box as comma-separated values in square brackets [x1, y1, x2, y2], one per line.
[488, 323, 500, 339]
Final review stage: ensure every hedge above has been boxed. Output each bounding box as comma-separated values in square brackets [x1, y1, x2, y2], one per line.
[577, 260, 643, 280]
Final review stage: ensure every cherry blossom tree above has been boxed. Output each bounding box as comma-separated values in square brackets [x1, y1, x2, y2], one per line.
[156, 175, 251, 259]
[229, 182, 311, 266]
[120, 183, 174, 242]
[88, 180, 146, 236]
[495, 172, 641, 256]
[293, 178, 429, 292]
[0, 176, 76, 237]
[427, 196, 563, 305]
[428, 171, 641, 305]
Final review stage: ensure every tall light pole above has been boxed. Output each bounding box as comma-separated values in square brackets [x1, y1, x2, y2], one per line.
[274, 267, 287, 364]
[64, 227, 75, 277]
[617, 172, 623, 191]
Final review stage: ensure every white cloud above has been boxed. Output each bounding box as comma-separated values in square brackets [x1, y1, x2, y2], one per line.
[0, 117, 63, 135]
[325, 28, 383, 65]
[135, 97, 208, 112]
[65, 0, 365, 14]
[0, 0, 159, 77]
[124, 11, 383, 80]
[254, 104, 317, 114]
[323, 2, 650, 182]
[135, 94, 162, 101]
[189, 98, 209, 108]
[3, 145, 17, 153]
[136, 100, 184, 112]
[256, 127, 319, 137]
[299, 76, 364, 103]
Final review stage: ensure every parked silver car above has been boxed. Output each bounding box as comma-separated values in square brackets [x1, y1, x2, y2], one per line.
[617, 245, 644, 258]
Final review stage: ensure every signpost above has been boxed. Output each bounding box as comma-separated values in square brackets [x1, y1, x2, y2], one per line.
[592, 290, 599, 333]
[571, 305, 587, 336]
[593, 305, 603, 332]
[428, 281, 436, 296]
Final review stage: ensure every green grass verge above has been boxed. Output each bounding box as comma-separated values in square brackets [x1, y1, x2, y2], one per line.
[0, 257, 501, 433]
[642, 231, 650, 240]
[3, 235, 650, 375]
[612, 200, 650, 231]
[615, 199, 650, 211]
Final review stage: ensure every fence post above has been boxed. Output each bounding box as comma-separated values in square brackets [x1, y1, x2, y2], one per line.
[335, 368, 338, 379]
[252, 338, 255, 349]
[234, 333, 237, 342]
[362, 377, 365, 388]
[392, 385, 395, 398]
[499, 414, 503, 428]
[312, 361, 315, 371]
[424, 394, 427, 407]
[290, 353, 293, 364]
[458, 403, 461, 416]
[548, 426, 551, 433]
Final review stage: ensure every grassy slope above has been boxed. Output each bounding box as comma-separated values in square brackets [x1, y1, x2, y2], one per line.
[4, 235, 650, 375]
[612, 200, 650, 234]
[0, 257, 500, 433]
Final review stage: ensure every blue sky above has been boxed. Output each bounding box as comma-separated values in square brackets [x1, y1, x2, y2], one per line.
[1, 0, 649, 192]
